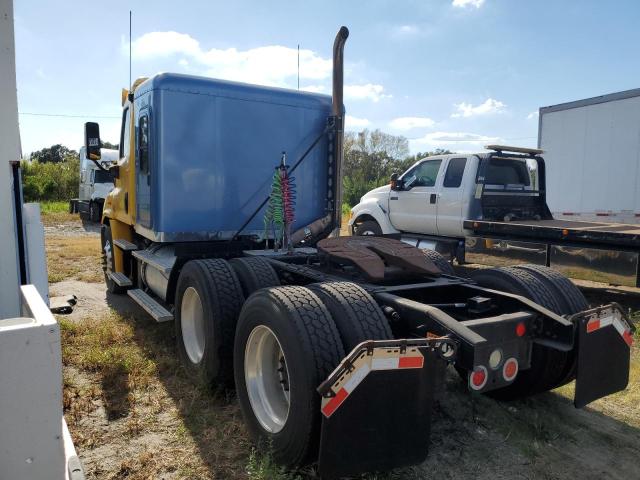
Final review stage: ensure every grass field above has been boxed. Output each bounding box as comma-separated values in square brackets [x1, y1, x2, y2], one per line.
[46, 236, 102, 283]
[40, 200, 76, 225]
[49, 215, 640, 479]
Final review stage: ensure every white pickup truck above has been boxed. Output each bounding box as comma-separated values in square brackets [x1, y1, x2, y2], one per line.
[349, 145, 640, 287]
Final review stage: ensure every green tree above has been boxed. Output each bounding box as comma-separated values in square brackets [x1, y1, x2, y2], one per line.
[101, 141, 119, 150]
[21, 151, 80, 202]
[29, 144, 77, 163]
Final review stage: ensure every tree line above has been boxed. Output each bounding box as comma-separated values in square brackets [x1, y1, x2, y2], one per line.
[342, 129, 451, 207]
[21, 131, 449, 205]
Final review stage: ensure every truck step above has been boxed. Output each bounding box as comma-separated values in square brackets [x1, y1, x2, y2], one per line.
[114, 239, 138, 251]
[109, 272, 132, 287]
[132, 249, 174, 275]
[127, 289, 174, 323]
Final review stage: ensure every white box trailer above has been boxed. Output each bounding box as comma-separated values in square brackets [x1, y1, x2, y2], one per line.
[539, 88, 640, 224]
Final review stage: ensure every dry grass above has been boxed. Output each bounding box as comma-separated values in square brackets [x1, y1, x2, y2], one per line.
[46, 235, 103, 283]
[60, 311, 254, 479]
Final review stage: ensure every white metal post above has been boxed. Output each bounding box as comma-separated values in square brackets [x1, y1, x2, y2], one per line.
[0, 0, 22, 318]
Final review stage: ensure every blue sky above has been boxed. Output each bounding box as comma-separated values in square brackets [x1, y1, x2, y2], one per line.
[14, 0, 640, 155]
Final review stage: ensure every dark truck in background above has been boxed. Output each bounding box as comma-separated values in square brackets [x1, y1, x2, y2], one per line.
[350, 145, 640, 288]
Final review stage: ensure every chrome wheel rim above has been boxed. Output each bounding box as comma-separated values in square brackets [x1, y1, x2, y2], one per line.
[244, 325, 290, 433]
[181, 287, 206, 364]
[104, 239, 113, 274]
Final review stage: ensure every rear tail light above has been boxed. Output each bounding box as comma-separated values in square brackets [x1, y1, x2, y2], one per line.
[515, 322, 526, 337]
[503, 358, 518, 382]
[469, 366, 488, 390]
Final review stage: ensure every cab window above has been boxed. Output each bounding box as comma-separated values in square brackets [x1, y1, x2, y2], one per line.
[94, 170, 112, 184]
[119, 107, 131, 158]
[404, 159, 442, 187]
[443, 158, 467, 188]
[138, 114, 149, 174]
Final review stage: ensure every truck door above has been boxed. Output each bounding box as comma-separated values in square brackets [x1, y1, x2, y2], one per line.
[136, 109, 151, 228]
[435, 157, 468, 237]
[389, 158, 443, 234]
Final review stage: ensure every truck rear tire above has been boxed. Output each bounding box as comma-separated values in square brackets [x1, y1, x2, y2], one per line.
[175, 259, 244, 388]
[354, 219, 382, 236]
[89, 202, 101, 223]
[234, 286, 344, 467]
[422, 249, 455, 275]
[308, 281, 392, 351]
[513, 265, 588, 313]
[469, 266, 571, 399]
[100, 224, 124, 294]
[229, 257, 280, 297]
[513, 264, 588, 386]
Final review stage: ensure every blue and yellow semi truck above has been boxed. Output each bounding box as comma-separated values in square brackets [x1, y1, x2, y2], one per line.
[83, 27, 634, 478]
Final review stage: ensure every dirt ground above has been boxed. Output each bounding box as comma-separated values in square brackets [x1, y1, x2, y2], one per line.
[47, 213, 640, 480]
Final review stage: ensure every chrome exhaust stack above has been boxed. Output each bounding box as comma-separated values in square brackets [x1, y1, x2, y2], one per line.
[331, 26, 349, 230]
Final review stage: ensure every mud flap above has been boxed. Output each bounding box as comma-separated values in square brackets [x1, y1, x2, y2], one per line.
[316, 339, 455, 479]
[574, 304, 635, 408]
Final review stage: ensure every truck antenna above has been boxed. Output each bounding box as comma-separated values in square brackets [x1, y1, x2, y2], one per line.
[129, 10, 132, 91]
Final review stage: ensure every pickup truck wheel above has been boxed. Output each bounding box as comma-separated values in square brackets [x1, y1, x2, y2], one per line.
[355, 220, 382, 236]
[468, 266, 571, 399]
[175, 259, 244, 387]
[100, 225, 124, 294]
[89, 202, 101, 223]
[234, 286, 344, 467]
[308, 281, 392, 351]
[422, 249, 455, 275]
[229, 257, 280, 297]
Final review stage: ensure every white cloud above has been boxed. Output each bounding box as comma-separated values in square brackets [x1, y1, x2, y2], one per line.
[344, 84, 391, 102]
[130, 31, 331, 88]
[389, 116, 435, 130]
[410, 131, 500, 152]
[345, 115, 371, 129]
[300, 85, 327, 94]
[452, 98, 506, 118]
[452, 0, 485, 8]
[527, 110, 539, 120]
[395, 25, 419, 35]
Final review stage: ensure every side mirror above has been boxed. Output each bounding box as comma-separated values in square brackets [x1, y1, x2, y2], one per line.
[84, 122, 101, 161]
[390, 173, 399, 190]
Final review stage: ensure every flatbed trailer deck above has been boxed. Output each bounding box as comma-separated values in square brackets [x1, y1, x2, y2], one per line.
[465, 218, 640, 286]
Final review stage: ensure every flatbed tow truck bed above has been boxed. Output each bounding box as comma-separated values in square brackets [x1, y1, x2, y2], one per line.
[465, 219, 640, 250]
[465, 218, 640, 287]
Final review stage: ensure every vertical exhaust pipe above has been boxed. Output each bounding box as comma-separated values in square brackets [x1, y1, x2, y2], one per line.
[331, 26, 349, 230]
[290, 26, 349, 245]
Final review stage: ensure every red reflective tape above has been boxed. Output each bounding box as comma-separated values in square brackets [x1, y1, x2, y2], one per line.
[322, 388, 348, 418]
[623, 330, 634, 347]
[398, 356, 424, 369]
[586, 319, 601, 333]
[562, 212, 575, 216]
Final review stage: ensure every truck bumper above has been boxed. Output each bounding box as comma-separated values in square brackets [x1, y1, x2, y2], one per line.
[572, 303, 635, 408]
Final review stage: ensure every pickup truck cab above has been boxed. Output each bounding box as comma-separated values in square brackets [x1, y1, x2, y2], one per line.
[350, 145, 640, 287]
[350, 147, 543, 239]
